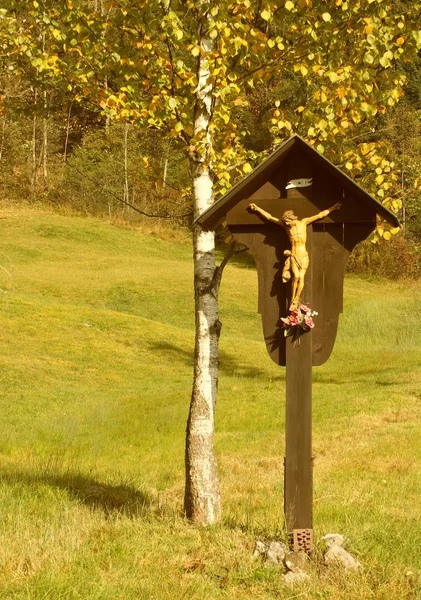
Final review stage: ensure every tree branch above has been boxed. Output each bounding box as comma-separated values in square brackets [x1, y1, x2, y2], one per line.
[212, 240, 248, 293]
[66, 161, 192, 219]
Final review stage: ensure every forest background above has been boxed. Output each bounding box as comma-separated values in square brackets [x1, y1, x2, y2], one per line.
[0, 0, 421, 279]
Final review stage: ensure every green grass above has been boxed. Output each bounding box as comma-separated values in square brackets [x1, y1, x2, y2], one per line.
[0, 205, 420, 599]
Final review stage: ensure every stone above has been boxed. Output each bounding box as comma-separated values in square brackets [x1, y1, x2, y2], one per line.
[320, 533, 345, 548]
[264, 541, 287, 567]
[284, 551, 308, 573]
[252, 540, 268, 558]
[283, 571, 311, 585]
[324, 544, 361, 571]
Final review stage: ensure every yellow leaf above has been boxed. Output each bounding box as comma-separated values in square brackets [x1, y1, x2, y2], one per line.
[243, 163, 253, 173]
[390, 226, 400, 234]
[267, 39, 275, 48]
[322, 12, 331, 21]
[300, 65, 308, 76]
[191, 46, 200, 57]
[261, 9, 271, 20]
[383, 231, 392, 240]
[396, 36, 405, 45]
[297, 106, 305, 113]
[285, 1, 294, 10]
[345, 161, 353, 170]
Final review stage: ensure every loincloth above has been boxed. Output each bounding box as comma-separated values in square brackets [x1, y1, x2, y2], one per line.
[282, 250, 309, 283]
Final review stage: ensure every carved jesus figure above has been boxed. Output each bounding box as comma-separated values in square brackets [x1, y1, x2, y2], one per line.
[247, 202, 342, 311]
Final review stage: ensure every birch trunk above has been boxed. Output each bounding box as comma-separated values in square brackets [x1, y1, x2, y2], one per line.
[42, 90, 48, 188]
[184, 31, 221, 525]
[31, 90, 37, 197]
[63, 102, 72, 164]
[123, 122, 129, 211]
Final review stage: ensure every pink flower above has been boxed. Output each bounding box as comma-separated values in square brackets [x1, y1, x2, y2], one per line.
[305, 317, 314, 328]
[300, 304, 310, 313]
[289, 315, 300, 326]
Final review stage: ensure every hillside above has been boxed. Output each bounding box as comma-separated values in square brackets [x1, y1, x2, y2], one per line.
[0, 205, 420, 599]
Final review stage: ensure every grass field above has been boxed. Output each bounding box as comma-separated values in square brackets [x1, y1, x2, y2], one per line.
[0, 204, 420, 599]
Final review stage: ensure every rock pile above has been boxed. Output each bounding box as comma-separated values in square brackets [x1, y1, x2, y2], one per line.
[253, 532, 361, 584]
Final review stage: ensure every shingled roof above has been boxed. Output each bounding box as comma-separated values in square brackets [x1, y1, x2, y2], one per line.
[197, 134, 400, 229]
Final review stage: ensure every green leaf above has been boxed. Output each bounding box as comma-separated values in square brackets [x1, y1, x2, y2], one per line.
[412, 30, 421, 48]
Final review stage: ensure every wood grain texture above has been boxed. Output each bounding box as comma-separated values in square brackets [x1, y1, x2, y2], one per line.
[230, 225, 288, 366]
[284, 155, 313, 535]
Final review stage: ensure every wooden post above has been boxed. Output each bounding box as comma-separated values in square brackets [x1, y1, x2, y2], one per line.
[284, 157, 314, 552]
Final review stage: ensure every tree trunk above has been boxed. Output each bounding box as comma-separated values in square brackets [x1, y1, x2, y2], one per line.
[31, 90, 38, 197]
[184, 28, 222, 525]
[123, 122, 129, 211]
[63, 102, 72, 164]
[42, 90, 48, 188]
[185, 165, 221, 524]
[0, 114, 6, 164]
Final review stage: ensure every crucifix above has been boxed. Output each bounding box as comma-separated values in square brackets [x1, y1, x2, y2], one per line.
[196, 135, 400, 553]
[247, 200, 342, 310]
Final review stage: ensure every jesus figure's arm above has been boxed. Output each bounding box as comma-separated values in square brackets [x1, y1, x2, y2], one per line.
[302, 202, 342, 225]
[247, 203, 283, 226]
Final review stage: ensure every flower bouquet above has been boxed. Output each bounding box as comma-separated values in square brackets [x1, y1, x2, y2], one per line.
[280, 304, 318, 342]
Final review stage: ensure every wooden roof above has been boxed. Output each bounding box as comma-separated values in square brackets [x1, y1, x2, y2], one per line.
[197, 134, 400, 229]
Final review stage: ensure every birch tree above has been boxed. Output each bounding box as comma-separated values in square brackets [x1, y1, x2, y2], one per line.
[3, 0, 421, 524]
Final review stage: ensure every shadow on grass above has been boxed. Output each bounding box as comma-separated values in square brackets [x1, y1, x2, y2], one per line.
[314, 366, 399, 386]
[0, 471, 153, 517]
[150, 341, 274, 379]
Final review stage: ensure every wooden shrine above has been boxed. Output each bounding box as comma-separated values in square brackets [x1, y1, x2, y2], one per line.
[197, 135, 399, 551]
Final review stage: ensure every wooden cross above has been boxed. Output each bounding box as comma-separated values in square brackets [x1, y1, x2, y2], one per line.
[197, 135, 399, 552]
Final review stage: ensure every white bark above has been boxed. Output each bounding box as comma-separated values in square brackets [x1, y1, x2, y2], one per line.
[31, 90, 37, 196]
[42, 90, 48, 187]
[63, 102, 72, 164]
[184, 32, 221, 524]
[123, 122, 130, 211]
